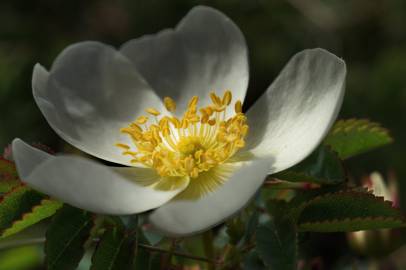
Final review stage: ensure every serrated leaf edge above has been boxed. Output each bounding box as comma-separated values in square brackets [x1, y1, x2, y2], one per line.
[326, 119, 394, 159]
[291, 189, 399, 220]
[1, 197, 62, 238]
[298, 216, 406, 232]
[295, 189, 395, 212]
[331, 118, 393, 139]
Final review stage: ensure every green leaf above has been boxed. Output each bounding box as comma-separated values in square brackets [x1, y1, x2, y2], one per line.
[273, 146, 345, 185]
[91, 227, 135, 270]
[45, 205, 93, 270]
[256, 218, 297, 270]
[0, 186, 46, 235]
[2, 198, 62, 238]
[0, 158, 20, 193]
[324, 119, 393, 159]
[297, 191, 406, 232]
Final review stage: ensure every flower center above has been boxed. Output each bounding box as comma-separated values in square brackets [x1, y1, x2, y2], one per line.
[116, 91, 248, 178]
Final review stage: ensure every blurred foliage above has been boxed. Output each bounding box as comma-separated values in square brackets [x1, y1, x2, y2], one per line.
[1, 0, 406, 269]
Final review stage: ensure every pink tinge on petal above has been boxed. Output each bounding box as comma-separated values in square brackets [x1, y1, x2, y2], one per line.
[3, 142, 55, 162]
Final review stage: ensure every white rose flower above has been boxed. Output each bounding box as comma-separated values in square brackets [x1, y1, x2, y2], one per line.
[12, 6, 346, 236]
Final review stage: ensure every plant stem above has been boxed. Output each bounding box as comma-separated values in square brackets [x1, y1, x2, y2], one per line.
[161, 239, 177, 270]
[203, 230, 216, 270]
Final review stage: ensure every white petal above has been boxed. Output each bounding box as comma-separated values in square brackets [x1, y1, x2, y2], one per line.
[148, 159, 269, 236]
[33, 41, 165, 166]
[121, 6, 248, 114]
[246, 49, 346, 173]
[12, 139, 188, 215]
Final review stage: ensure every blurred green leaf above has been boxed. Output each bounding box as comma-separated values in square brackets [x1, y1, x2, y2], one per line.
[324, 119, 393, 159]
[0, 185, 57, 238]
[45, 205, 93, 270]
[226, 216, 246, 246]
[134, 231, 152, 270]
[240, 211, 259, 248]
[90, 227, 134, 270]
[0, 246, 42, 270]
[273, 146, 345, 185]
[0, 158, 19, 193]
[297, 191, 406, 232]
[256, 218, 297, 270]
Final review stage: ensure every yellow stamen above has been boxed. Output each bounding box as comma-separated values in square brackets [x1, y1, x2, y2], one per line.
[117, 91, 249, 197]
[222, 90, 232, 106]
[235, 100, 242, 113]
[146, 108, 161, 116]
[136, 116, 149, 125]
[115, 143, 130, 150]
[210, 92, 222, 106]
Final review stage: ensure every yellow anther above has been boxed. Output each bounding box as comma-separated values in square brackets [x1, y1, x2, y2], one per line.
[181, 119, 189, 129]
[201, 114, 209, 124]
[136, 115, 149, 125]
[188, 96, 199, 108]
[115, 143, 130, 150]
[222, 90, 232, 106]
[164, 97, 176, 112]
[159, 117, 169, 129]
[146, 108, 161, 116]
[235, 100, 242, 113]
[208, 119, 216, 126]
[123, 151, 137, 156]
[210, 92, 222, 106]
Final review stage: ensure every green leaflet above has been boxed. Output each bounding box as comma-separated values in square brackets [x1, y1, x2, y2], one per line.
[90, 227, 135, 270]
[2, 199, 62, 238]
[273, 146, 345, 185]
[0, 186, 44, 235]
[0, 185, 61, 238]
[297, 191, 406, 232]
[45, 205, 93, 270]
[324, 119, 393, 159]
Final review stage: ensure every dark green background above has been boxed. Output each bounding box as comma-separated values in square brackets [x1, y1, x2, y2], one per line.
[0, 0, 405, 267]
